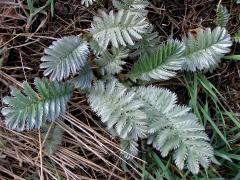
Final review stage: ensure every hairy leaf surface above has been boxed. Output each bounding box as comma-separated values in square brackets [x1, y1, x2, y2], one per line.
[40, 36, 89, 81]
[90, 10, 149, 49]
[81, 0, 96, 7]
[95, 47, 129, 75]
[216, 5, 230, 27]
[129, 40, 184, 81]
[113, 0, 149, 16]
[72, 64, 93, 89]
[183, 27, 232, 71]
[1, 78, 73, 131]
[120, 139, 139, 159]
[88, 79, 148, 140]
[135, 86, 214, 174]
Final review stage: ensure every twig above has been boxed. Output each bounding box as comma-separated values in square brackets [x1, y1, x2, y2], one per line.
[38, 130, 44, 180]
[19, 51, 27, 81]
[217, 0, 223, 10]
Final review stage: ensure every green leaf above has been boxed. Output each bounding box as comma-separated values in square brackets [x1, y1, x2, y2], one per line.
[128, 30, 160, 58]
[72, 63, 93, 89]
[135, 86, 214, 174]
[233, 31, 240, 43]
[120, 139, 139, 159]
[40, 36, 89, 81]
[216, 5, 230, 27]
[1, 78, 73, 131]
[113, 0, 149, 16]
[81, 0, 96, 7]
[87, 79, 148, 140]
[128, 40, 184, 81]
[42, 123, 64, 155]
[90, 10, 149, 49]
[95, 47, 129, 75]
[182, 27, 232, 71]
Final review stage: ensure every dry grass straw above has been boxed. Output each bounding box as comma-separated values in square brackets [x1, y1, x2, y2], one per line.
[0, 1, 142, 178]
[1, 0, 240, 179]
[0, 70, 142, 179]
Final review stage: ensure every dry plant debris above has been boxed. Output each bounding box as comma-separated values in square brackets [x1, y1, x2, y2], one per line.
[0, 0, 240, 179]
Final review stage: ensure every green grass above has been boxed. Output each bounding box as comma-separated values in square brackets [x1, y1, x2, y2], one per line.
[26, 0, 54, 16]
[25, 0, 55, 31]
[140, 147, 175, 180]
[184, 73, 240, 179]
[223, 55, 240, 61]
[138, 72, 240, 179]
